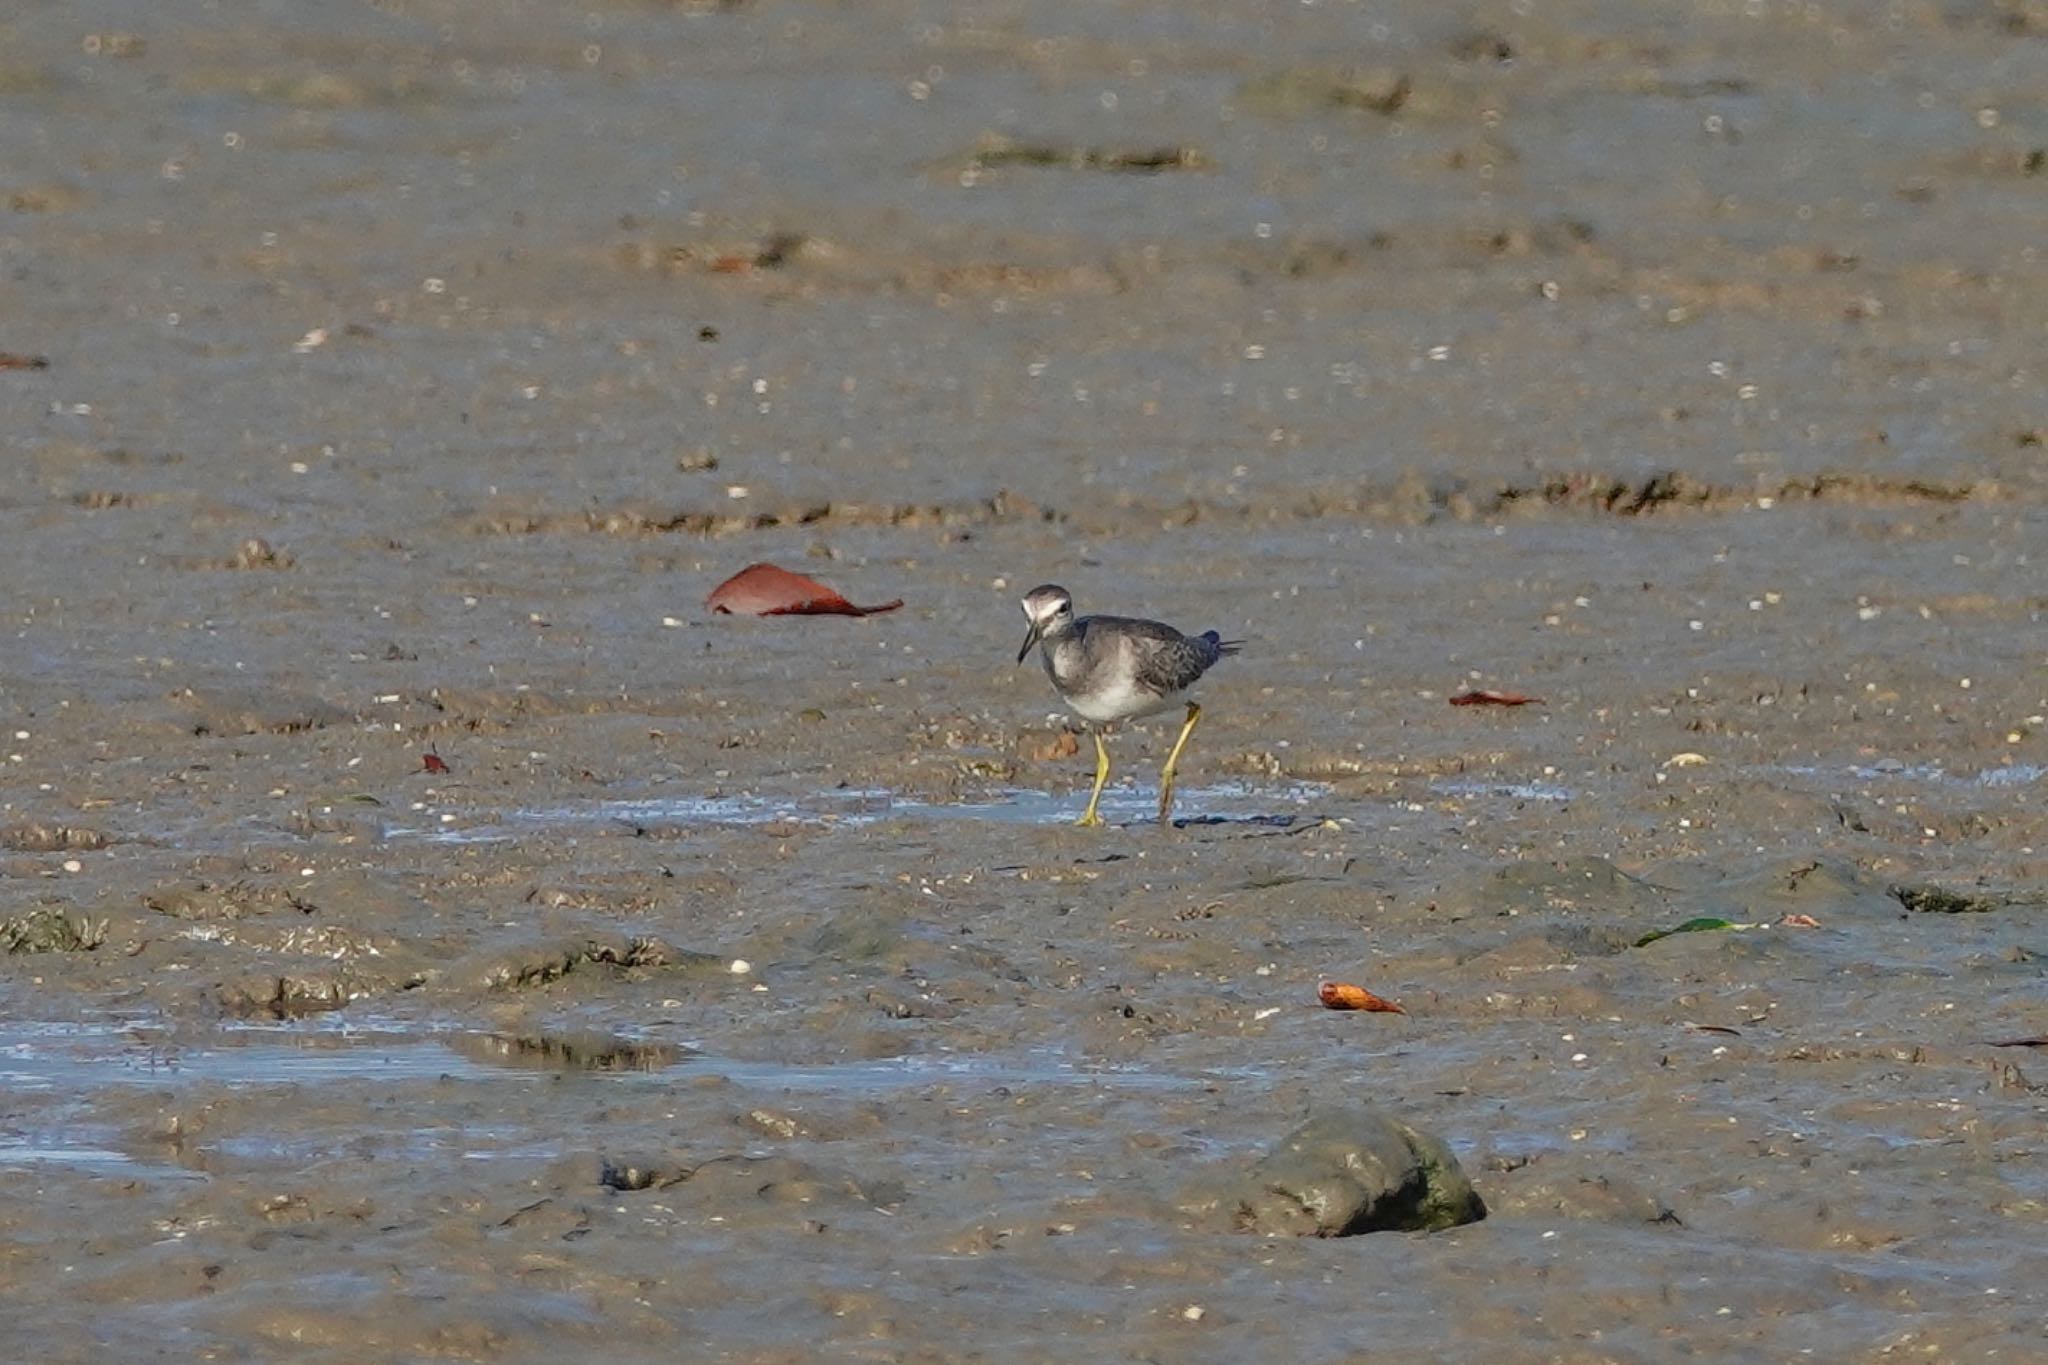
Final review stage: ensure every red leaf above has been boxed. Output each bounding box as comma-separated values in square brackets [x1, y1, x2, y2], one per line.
[1318, 981, 1406, 1014]
[421, 751, 450, 774]
[706, 563, 904, 618]
[1449, 688, 1544, 707]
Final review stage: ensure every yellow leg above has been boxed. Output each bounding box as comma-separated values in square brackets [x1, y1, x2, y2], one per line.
[1157, 702, 1202, 825]
[1076, 731, 1111, 827]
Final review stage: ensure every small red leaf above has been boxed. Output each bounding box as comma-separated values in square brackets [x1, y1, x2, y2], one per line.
[706, 563, 904, 618]
[421, 751, 450, 774]
[1449, 688, 1544, 707]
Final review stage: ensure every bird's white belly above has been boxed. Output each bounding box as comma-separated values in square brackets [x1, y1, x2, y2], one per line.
[1063, 675, 1182, 724]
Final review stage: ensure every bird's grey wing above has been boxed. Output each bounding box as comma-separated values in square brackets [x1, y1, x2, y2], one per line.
[1075, 616, 1226, 696]
[1133, 635, 1216, 694]
[1072, 622, 1206, 696]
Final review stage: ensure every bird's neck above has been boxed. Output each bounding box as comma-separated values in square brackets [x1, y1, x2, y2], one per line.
[1039, 627, 1084, 681]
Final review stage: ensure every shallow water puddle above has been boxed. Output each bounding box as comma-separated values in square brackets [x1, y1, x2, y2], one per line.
[1846, 761, 2042, 789]
[392, 760, 2036, 844]
[399, 779, 1330, 842]
[1429, 777, 1576, 803]
[2, 1024, 1213, 1171]
[1768, 760, 2045, 790]
[0, 1024, 1206, 1096]
[0, 1133, 140, 1172]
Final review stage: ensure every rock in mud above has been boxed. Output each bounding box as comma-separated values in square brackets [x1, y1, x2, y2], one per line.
[1891, 881, 2038, 915]
[1214, 1107, 1486, 1236]
[454, 933, 725, 992]
[223, 536, 293, 570]
[146, 880, 313, 921]
[215, 966, 426, 1017]
[2, 905, 108, 953]
[0, 823, 110, 852]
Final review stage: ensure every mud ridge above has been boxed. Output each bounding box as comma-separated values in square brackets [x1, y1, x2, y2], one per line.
[464, 470, 2010, 541]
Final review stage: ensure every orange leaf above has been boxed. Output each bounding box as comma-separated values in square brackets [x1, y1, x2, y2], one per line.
[1318, 981, 1406, 1014]
[1777, 912, 1821, 928]
[1449, 688, 1543, 707]
[706, 563, 904, 618]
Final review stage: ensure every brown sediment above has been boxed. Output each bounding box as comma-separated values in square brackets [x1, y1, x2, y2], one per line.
[0, 0, 2042, 1359]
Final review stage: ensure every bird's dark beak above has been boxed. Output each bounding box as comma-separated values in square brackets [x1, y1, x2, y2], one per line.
[1016, 621, 1042, 665]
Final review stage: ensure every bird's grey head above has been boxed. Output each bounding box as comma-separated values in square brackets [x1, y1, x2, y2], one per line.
[1016, 584, 1074, 663]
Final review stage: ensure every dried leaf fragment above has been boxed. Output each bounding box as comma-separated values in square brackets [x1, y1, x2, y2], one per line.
[1448, 689, 1543, 707]
[706, 563, 904, 617]
[1318, 980, 1407, 1013]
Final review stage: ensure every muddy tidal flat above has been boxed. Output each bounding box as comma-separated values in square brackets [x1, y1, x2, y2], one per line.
[2, 1, 2045, 1360]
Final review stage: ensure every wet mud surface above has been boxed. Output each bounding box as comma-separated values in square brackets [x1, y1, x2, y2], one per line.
[2, 0, 2045, 1360]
